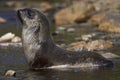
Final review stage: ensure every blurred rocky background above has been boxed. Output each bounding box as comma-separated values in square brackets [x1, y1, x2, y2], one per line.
[0, 0, 120, 55]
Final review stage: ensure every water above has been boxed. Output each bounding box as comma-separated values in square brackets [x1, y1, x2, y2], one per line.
[0, 48, 120, 80]
[0, 10, 120, 80]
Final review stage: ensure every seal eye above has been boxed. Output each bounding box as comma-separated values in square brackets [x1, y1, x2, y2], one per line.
[27, 10, 35, 19]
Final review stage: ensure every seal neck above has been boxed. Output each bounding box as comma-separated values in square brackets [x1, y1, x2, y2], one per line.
[22, 24, 55, 47]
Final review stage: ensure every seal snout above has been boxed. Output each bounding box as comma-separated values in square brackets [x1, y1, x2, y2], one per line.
[17, 8, 31, 23]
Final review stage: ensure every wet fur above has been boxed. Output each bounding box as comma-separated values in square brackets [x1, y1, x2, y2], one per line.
[17, 8, 113, 70]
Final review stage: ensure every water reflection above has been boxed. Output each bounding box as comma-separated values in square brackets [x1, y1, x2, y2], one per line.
[22, 67, 119, 80]
[21, 63, 116, 80]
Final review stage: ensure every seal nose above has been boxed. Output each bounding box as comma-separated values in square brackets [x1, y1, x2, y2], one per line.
[17, 9, 23, 17]
[17, 9, 25, 14]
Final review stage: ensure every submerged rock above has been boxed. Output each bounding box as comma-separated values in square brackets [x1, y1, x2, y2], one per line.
[0, 42, 22, 50]
[5, 70, 16, 77]
[54, 2, 95, 25]
[100, 52, 120, 60]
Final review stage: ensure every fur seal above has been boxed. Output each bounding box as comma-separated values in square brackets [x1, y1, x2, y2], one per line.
[17, 8, 113, 70]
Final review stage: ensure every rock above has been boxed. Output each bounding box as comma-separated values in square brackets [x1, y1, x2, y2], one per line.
[56, 43, 66, 48]
[5, 1, 16, 7]
[81, 34, 92, 41]
[74, 37, 82, 41]
[0, 32, 15, 42]
[80, 33, 96, 41]
[67, 40, 113, 51]
[93, 0, 120, 13]
[89, 12, 120, 33]
[88, 12, 105, 25]
[81, 35, 90, 41]
[57, 26, 66, 31]
[5, 70, 16, 77]
[86, 40, 113, 51]
[0, 17, 7, 23]
[67, 41, 86, 51]
[11, 1, 26, 10]
[97, 52, 120, 63]
[54, 2, 95, 25]
[67, 28, 75, 33]
[39, 2, 53, 12]
[52, 31, 63, 35]
[11, 36, 21, 42]
[0, 42, 22, 50]
[99, 52, 120, 60]
[98, 20, 120, 33]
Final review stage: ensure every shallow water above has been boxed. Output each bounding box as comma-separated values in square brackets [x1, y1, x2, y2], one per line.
[0, 48, 120, 80]
[0, 10, 120, 80]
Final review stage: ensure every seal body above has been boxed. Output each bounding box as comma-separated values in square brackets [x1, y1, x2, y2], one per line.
[17, 8, 113, 70]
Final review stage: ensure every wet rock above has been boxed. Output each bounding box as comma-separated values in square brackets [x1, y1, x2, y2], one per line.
[88, 12, 105, 25]
[67, 28, 75, 33]
[99, 52, 120, 60]
[52, 31, 63, 35]
[11, 36, 21, 43]
[93, 0, 120, 13]
[67, 40, 113, 51]
[67, 41, 86, 51]
[0, 17, 7, 23]
[54, 2, 95, 25]
[13, 1, 53, 12]
[74, 37, 82, 41]
[75, 33, 96, 41]
[81, 35, 90, 41]
[0, 42, 22, 50]
[5, 70, 16, 77]
[39, 2, 53, 12]
[81, 34, 94, 41]
[98, 21, 120, 33]
[89, 12, 120, 33]
[56, 43, 67, 48]
[5, 1, 16, 7]
[86, 40, 113, 51]
[57, 26, 66, 31]
[11, 1, 26, 10]
[0, 32, 15, 42]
